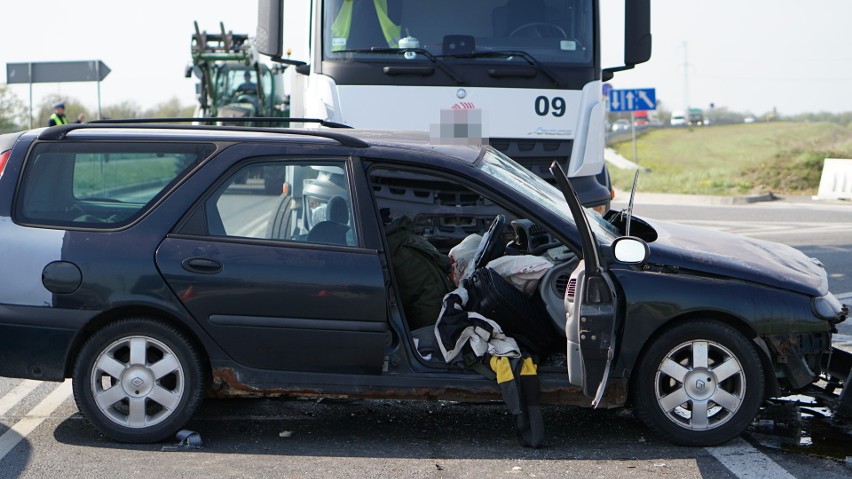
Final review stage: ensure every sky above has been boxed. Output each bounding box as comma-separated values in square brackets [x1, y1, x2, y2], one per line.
[3, 1, 852, 117]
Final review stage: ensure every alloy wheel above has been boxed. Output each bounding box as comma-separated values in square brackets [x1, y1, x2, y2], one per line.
[90, 335, 185, 428]
[653, 339, 746, 431]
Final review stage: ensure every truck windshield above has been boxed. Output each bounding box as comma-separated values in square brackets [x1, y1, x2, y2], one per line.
[323, 0, 593, 65]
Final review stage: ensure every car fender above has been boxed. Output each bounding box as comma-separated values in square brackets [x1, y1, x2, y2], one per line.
[611, 268, 828, 386]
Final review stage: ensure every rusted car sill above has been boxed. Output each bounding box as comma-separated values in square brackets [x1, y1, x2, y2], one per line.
[210, 367, 629, 408]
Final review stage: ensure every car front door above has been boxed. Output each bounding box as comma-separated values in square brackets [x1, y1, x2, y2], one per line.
[550, 162, 619, 407]
[156, 157, 388, 375]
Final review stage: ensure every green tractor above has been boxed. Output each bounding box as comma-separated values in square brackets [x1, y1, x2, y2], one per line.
[187, 21, 289, 125]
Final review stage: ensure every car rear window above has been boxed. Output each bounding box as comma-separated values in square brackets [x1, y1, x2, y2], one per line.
[16, 142, 215, 228]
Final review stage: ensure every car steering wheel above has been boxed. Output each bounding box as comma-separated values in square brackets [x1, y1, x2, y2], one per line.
[509, 22, 568, 39]
[473, 214, 506, 270]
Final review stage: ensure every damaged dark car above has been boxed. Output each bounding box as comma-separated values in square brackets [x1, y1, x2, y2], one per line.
[0, 123, 848, 447]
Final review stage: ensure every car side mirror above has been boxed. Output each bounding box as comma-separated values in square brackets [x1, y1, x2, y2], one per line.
[612, 236, 649, 264]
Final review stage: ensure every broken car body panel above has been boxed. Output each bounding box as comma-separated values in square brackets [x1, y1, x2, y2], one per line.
[645, 219, 828, 297]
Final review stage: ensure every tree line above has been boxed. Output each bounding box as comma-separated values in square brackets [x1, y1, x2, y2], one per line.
[0, 84, 195, 132]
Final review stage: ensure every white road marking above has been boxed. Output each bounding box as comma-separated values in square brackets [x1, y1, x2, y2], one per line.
[0, 380, 41, 417]
[673, 219, 852, 239]
[706, 438, 795, 479]
[835, 291, 852, 302]
[0, 380, 72, 461]
[240, 211, 272, 238]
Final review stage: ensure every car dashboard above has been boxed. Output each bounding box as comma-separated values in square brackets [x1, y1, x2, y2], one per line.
[503, 219, 579, 338]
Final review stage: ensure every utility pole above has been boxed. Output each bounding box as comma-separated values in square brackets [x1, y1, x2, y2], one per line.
[682, 41, 690, 117]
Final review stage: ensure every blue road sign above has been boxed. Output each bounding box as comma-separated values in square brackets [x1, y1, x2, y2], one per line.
[608, 88, 656, 112]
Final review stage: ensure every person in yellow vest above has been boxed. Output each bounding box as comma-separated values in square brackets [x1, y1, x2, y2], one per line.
[330, 0, 401, 51]
[48, 101, 85, 127]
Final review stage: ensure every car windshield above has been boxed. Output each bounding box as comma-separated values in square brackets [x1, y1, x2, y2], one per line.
[323, 0, 593, 65]
[479, 148, 620, 243]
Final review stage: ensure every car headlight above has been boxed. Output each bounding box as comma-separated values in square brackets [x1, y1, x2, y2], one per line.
[812, 293, 847, 323]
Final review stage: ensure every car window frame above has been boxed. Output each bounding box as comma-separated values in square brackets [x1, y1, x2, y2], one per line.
[13, 140, 216, 231]
[363, 159, 584, 258]
[174, 154, 370, 250]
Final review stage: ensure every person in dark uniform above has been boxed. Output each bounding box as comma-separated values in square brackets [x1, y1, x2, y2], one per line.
[48, 101, 85, 126]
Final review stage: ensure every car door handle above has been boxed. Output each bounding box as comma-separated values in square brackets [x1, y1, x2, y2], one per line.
[182, 257, 223, 274]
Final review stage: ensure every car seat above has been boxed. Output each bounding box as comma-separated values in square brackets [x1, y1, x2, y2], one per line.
[306, 195, 350, 246]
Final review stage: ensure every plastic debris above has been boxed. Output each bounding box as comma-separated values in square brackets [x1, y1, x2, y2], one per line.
[161, 429, 203, 451]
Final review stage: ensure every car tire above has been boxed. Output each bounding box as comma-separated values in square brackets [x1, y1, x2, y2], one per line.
[633, 321, 764, 446]
[266, 195, 297, 240]
[72, 318, 205, 443]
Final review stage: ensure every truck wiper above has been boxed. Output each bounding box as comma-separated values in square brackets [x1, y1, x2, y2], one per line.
[439, 51, 561, 87]
[336, 48, 465, 85]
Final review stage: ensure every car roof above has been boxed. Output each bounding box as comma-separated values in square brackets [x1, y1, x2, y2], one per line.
[347, 129, 484, 163]
[30, 124, 485, 165]
[0, 131, 24, 151]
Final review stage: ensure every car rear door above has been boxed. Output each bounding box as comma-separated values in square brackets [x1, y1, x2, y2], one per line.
[155, 156, 388, 375]
[550, 162, 619, 407]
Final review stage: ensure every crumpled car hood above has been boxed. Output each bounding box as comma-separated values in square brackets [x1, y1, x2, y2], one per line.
[641, 218, 827, 297]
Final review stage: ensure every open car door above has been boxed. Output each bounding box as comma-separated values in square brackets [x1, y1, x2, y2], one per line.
[549, 161, 619, 407]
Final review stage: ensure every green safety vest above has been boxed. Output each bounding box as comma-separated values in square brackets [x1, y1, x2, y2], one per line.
[331, 0, 401, 50]
[49, 113, 68, 126]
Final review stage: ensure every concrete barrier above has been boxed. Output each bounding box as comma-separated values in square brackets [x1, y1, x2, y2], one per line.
[814, 158, 852, 201]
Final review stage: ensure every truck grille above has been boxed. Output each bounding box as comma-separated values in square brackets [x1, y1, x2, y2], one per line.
[488, 138, 573, 180]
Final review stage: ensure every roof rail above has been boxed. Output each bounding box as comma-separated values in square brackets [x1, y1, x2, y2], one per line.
[37, 118, 369, 148]
[88, 117, 352, 128]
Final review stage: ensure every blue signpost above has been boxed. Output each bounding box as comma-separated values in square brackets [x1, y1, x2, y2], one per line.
[607, 88, 656, 167]
[608, 88, 656, 112]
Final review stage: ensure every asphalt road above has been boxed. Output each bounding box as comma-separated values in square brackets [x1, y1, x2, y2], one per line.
[1, 196, 851, 478]
[1, 387, 850, 479]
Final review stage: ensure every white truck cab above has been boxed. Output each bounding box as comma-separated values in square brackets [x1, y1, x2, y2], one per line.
[256, 0, 651, 207]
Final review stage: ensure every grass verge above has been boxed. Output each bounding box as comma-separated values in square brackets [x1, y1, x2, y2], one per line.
[609, 122, 852, 196]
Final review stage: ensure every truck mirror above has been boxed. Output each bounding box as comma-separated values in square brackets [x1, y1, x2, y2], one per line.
[624, 0, 652, 66]
[257, 0, 284, 59]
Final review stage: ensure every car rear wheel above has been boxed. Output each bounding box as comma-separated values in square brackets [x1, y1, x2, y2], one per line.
[633, 321, 764, 446]
[72, 318, 205, 443]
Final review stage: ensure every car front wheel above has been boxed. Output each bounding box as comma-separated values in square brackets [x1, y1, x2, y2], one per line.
[633, 321, 765, 446]
[72, 318, 205, 443]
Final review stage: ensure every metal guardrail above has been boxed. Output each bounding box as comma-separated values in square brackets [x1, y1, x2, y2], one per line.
[605, 124, 651, 146]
